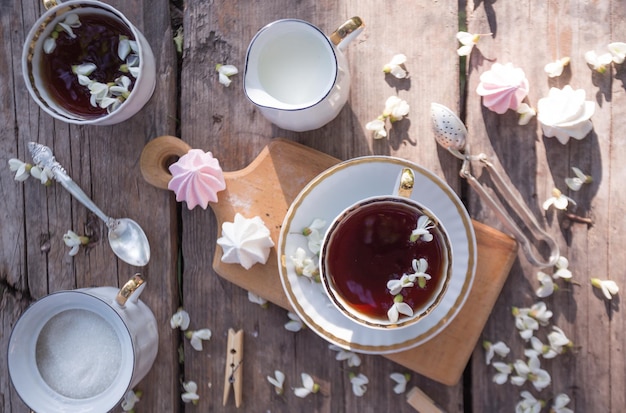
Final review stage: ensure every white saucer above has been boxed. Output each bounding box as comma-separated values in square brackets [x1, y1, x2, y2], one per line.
[278, 156, 477, 354]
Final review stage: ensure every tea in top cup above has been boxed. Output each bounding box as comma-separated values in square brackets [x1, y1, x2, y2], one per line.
[22, 0, 156, 125]
[320, 195, 452, 329]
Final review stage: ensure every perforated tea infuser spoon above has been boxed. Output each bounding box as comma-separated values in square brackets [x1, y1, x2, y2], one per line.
[29, 142, 151, 267]
[430, 103, 559, 267]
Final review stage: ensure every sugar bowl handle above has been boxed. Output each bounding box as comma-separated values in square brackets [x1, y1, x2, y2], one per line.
[116, 274, 145, 306]
[329, 17, 364, 51]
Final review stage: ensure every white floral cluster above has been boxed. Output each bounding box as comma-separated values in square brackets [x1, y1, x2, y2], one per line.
[71, 36, 140, 114]
[365, 54, 410, 139]
[385, 216, 435, 323]
[484, 299, 574, 412]
[289, 218, 326, 281]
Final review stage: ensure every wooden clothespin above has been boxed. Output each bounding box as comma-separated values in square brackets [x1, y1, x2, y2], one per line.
[406, 386, 445, 413]
[223, 328, 244, 408]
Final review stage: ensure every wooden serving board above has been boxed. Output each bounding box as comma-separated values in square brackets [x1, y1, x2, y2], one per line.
[206, 138, 518, 386]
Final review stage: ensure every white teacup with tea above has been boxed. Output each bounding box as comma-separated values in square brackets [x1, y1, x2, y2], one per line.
[8, 275, 158, 413]
[319, 169, 453, 329]
[22, 0, 156, 125]
[244, 17, 364, 132]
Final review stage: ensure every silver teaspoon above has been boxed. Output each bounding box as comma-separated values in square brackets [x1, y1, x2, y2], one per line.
[29, 142, 151, 267]
[430, 103, 559, 268]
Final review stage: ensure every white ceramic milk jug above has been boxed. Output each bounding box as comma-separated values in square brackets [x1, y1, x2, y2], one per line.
[8, 275, 158, 413]
[244, 17, 364, 132]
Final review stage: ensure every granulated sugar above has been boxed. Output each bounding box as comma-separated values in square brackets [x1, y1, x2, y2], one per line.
[36, 309, 122, 399]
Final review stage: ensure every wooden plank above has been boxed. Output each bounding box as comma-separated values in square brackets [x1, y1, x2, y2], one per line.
[465, 0, 626, 411]
[0, 0, 180, 412]
[179, 0, 466, 411]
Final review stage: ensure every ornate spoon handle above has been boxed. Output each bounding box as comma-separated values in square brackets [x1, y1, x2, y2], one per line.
[28, 142, 112, 225]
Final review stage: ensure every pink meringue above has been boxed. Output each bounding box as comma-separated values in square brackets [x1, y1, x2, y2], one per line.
[168, 149, 226, 209]
[476, 62, 529, 114]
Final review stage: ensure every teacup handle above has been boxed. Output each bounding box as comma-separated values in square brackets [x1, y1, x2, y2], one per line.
[329, 17, 365, 51]
[116, 274, 145, 306]
[396, 168, 415, 198]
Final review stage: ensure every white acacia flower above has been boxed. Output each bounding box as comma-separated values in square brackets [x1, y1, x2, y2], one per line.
[365, 118, 387, 139]
[543, 188, 576, 211]
[44, 14, 81, 54]
[62, 230, 89, 257]
[492, 361, 512, 385]
[88, 82, 110, 107]
[350, 373, 369, 397]
[294, 373, 319, 398]
[565, 167, 592, 191]
[8, 158, 31, 181]
[43, 37, 57, 54]
[483, 340, 511, 365]
[547, 326, 572, 354]
[30, 165, 54, 185]
[528, 301, 553, 326]
[247, 291, 268, 308]
[387, 274, 415, 295]
[72, 63, 97, 77]
[515, 390, 544, 413]
[585, 50, 613, 73]
[405, 258, 431, 288]
[591, 277, 619, 300]
[528, 336, 558, 359]
[553, 256, 573, 280]
[170, 308, 190, 330]
[181, 380, 199, 404]
[456, 31, 491, 56]
[121, 389, 141, 411]
[410, 215, 434, 242]
[216, 64, 238, 87]
[284, 311, 304, 332]
[389, 372, 410, 394]
[609, 42, 626, 64]
[387, 294, 413, 323]
[512, 307, 539, 341]
[302, 218, 326, 254]
[290, 247, 319, 279]
[382, 54, 408, 79]
[516, 103, 536, 126]
[267, 370, 285, 395]
[544, 57, 570, 78]
[511, 355, 551, 391]
[535, 271, 555, 298]
[383, 96, 410, 122]
[118, 36, 138, 61]
[552, 393, 574, 413]
[185, 328, 212, 351]
[328, 344, 361, 367]
[125, 54, 141, 78]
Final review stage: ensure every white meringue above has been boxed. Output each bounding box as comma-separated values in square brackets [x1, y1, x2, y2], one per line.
[217, 213, 275, 269]
[537, 85, 595, 144]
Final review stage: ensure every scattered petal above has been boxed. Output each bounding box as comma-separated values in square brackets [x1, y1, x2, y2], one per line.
[591, 277, 619, 300]
[565, 167, 592, 191]
[247, 291, 268, 308]
[544, 57, 570, 77]
[267, 370, 285, 395]
[389, 372, 410, 394]
[535, 271, 555, 298]
[8, 158, 31, 181]
[350, 373, 369, 397]
[186, 328, 212, 351]
[585, 50, 613, 73]
[181, 381, 199, 404]
[609, 42, 626, 64]
[294, 373, 319, 398]
[329, 344, 361, 367]
[365, 118, 387, 139]
[284, 311, 304, 332]
[483, 340, 511, 365]
[516, 103, 536, 126]
[121, 389, 141, 411]
[170, 308, 191, 330]
[382, 54, 408, 78]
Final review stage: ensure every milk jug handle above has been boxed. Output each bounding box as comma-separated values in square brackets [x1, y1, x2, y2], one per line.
[116, 274, 145, 306]
[329, 17, 364, 51]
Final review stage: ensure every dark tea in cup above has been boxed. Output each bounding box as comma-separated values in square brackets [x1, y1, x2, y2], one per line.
[320, 196, 451, 329]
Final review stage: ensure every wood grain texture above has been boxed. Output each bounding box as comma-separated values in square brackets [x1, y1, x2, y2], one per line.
[0, 0, 179, 412]
[466, 1, 626, 412]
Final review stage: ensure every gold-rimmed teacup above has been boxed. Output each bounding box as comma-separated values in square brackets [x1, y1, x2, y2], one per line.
[319, 170, 453, 330]
[22, 0, 156, 125]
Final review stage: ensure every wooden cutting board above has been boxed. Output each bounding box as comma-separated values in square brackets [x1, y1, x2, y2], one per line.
[141, 137, 518, 386]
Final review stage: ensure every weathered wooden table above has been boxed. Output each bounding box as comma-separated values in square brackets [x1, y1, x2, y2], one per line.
[2, 0, 625, 411]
